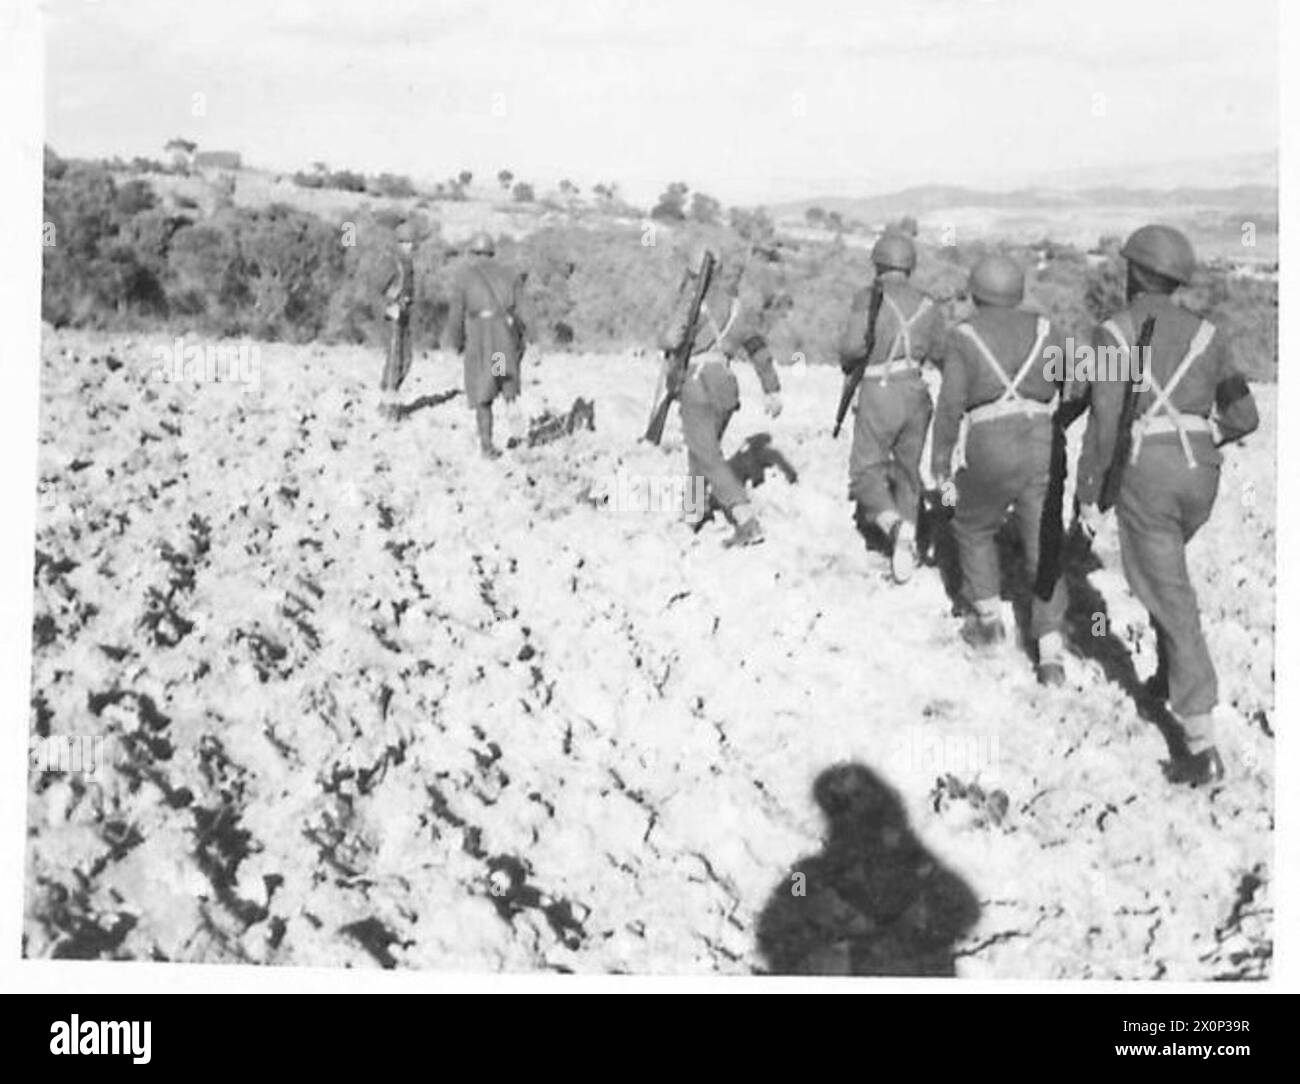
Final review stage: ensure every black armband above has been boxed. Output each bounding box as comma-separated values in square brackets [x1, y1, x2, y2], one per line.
[742, 334, 770, 362]
[1216, 374, 1251, 410]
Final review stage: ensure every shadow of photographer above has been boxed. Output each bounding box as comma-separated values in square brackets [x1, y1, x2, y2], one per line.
[755, 762, 979, 976]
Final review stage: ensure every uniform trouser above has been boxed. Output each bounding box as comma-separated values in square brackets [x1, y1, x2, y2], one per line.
[1116, 444, 1220, 718]
[381, 314, 412, 392]
[953, 415, 1066, 640]
[464, 353, 521, 406]
[680, 379, 746, 513]
[848, 374, 931, 525]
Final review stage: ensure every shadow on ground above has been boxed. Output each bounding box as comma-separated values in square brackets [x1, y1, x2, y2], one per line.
[727, 432, 798, 491]
[755, 763, 979, 976]
[1061, 531, 1187, 760]
[396, 388, 461, 419]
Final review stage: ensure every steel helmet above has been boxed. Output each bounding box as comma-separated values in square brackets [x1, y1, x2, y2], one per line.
[1120, 224, 1195, 284]
[969, 254, 1025, 307]
[394, 221, 416, 243]
[468, 231, 495, 256]
[871, 232, 916, 273]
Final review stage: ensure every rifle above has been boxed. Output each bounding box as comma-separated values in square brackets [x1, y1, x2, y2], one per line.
[832, 278, 886, 438]
[1098, 314, 1157, 512]
[644, 249, 717, 444]
[1034, 392, 1093, 600]
[1034, 400, 1072, 600]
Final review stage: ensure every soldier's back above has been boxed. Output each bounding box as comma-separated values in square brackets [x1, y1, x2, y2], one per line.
[956, 307, 1057, 403]
[1108, 295, 1222, 416]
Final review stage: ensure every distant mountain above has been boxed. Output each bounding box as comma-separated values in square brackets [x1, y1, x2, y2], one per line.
[772, 182, 1276, 226]
[1025, 150, 1277, 193]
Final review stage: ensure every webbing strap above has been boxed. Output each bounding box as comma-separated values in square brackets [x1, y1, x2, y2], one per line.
[699, 297, 740, 354]
[958, 316, 1050, 405]
[1130, 320, 1215, 467]
[881, 294, 932, 362]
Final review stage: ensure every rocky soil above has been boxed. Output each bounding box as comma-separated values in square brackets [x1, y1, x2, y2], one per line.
[25, 330, 1274, 977]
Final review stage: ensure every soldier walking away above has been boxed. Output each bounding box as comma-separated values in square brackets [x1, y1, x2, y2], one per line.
[447, 231, 526, 459]
[1075, 225, 1259, 787]
[379, 221, 418, 420]
[838, 232, 944, 582]
[661, 248, 783, 548]
[931, 255, 1070, 686]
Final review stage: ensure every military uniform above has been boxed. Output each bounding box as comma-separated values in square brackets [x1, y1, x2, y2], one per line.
[380, 246, 416, 396]
[1076, 225, 1259, 784]
[446, 233, 525, 456]
[1077, 276, 1258, 765]
[662, 254, 782, 545]
[838, 232, 943, 581]
[840, 279, 943, 528]
[931, 255, 1068, 683]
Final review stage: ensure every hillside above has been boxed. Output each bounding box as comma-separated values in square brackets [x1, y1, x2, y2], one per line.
[771, 173, 1278, 263]
[25, 329, 1274, 976]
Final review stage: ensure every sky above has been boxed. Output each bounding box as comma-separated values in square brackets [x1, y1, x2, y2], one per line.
[43, 0, 1279, 205]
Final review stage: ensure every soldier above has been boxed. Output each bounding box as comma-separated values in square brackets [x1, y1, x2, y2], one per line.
[931, 254, 1070, 686]
[838, 232, 944, 582]
[446, 231, 526, 459]
[661, 248, 783, 548]
[1075, 225, 1259, 786]
[379, 222, 417, 420]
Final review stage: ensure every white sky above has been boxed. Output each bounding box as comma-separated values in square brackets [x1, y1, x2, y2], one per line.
[44, 0, 1278, 204]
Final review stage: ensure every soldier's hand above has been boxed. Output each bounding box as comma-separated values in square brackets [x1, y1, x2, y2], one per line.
[1076, 503, 1105, 540]
[764, 392, 783, 418]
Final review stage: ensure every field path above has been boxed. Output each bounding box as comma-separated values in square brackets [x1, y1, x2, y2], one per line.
[26, 331, 1274, 977]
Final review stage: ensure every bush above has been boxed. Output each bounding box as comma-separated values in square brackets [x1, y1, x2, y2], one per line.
[370, 173, 416, 199]
[39, 154, 1279, 381]
[651, 182, 689, 222]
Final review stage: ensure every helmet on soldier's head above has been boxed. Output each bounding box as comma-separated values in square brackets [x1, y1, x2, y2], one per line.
[969, 254, 1025, 307]
[468, 231, 495, 256]
[871, 232, 916, 273]
[1120, 224, 1195, 284]
[394, 222, 416, 243]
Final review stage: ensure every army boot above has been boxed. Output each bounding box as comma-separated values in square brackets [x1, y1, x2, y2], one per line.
[961, 600, 1006, 649]
[1165, 712, 1225, 787]
[724, 504, 765, 548]
[1036, 631, 1066, 687]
